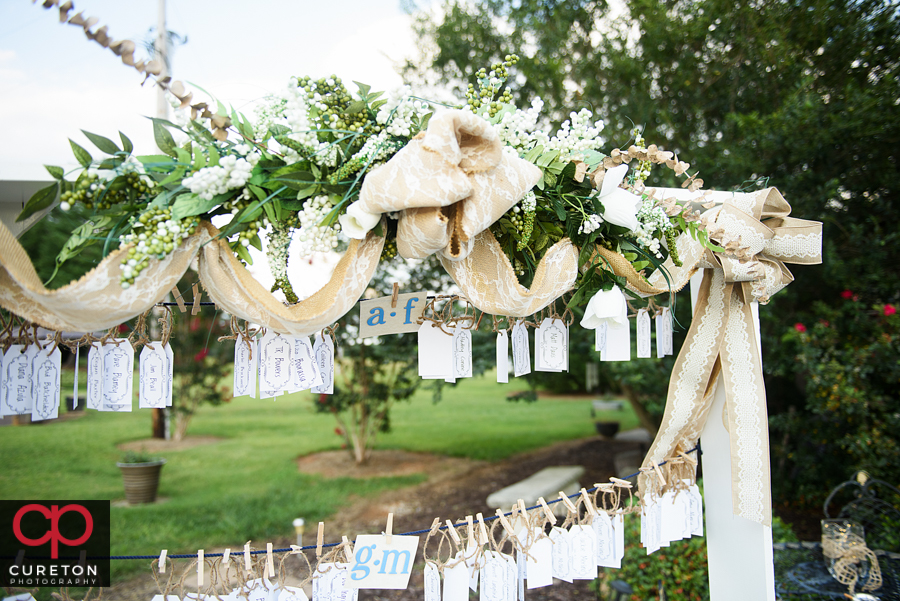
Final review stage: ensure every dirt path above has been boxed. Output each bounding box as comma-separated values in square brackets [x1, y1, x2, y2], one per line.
[104, 436, 641, 600]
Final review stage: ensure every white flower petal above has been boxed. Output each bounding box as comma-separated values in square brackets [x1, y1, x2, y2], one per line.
[579, 285, 628, 329]
[600, 188, 641, 231]
[600, 164, 628, 198]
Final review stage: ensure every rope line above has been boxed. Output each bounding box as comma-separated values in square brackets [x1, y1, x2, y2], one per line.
[95, 445, 700, 561]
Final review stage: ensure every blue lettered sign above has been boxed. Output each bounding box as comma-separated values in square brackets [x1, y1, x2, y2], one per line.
[358, 293, 427, 338]
[346, 534, 419, 589]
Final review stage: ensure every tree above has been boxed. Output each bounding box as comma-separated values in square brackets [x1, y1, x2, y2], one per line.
[408, 0, 900, 502]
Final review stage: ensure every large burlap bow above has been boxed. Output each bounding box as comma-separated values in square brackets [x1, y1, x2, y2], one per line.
[633, 187, 822, 525]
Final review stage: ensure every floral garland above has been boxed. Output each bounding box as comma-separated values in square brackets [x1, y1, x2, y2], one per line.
[23, 55, 719, 308]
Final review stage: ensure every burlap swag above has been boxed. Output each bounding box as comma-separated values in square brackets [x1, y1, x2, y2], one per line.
[0, 109, 821, 524]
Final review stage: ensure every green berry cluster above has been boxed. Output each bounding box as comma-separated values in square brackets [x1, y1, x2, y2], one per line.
[380, 236, 398, 261]
[466, 55, 519, 117]
[296, 75, 374, 134]
[664, 229, 682, 267]
[61, 171, 155, 211]
[515, 208, 535, 251]
[118, 208, 198, 288]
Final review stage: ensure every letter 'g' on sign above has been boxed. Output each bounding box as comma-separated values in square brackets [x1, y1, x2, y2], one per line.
[347, 534, 419, 589]
[13, 504, 93, 558]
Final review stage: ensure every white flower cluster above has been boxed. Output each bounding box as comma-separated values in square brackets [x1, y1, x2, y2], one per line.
[491, 98, 545, 152]
[536, 109, 605, 162]
[579, 214, 604, 235]
[376, 87, 431, 137]
[254, 94, 287, 141]
[183, 153, 259, 201]
[520, 190, 536, 212]
[349, 130, 399, 170]
[634, 198, 674, 258]
[296, 195, 341, 257]
[276, 80, 340, 168]
[266, 225, 291, 285]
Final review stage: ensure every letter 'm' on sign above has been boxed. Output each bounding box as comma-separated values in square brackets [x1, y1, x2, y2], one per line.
[347, 534, 419, 589]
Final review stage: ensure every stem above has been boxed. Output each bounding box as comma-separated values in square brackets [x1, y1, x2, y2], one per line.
[266, 221, 299, 303]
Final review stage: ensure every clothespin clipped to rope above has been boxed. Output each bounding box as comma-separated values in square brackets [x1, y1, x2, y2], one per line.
[391, 282, 400, 308]
[341, 536, 352, 562]
[316, 522, 324, 558]
[171, 286, 187, 313]
[559, 491, 578, 514]
[653, 463, 667, 486]
[465, 515, 475, 546]
[385, 512, 393, 545]
[678, 451, 698, 465]
[610, 477, 633, 489]
[445, 519, 462, 545]
[191, 283, 202, 315]
[580, 488, 598, 517]
[594, 482, 614, 491]
[197, 549, 204, 587]
[158, 549, 167, 573]
[223, 548, 231, 566]
[429, 517, 441, 534]
[537, 497, 557, 525]
[244, 542, 252, 571]
[266, 543, 275, 578]
[517, 499, 528, 518]
[495, 509, 516, 538]
[475, 513, 489, 546]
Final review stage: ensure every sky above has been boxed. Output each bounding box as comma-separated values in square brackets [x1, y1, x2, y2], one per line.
[1, 0, 425, 294]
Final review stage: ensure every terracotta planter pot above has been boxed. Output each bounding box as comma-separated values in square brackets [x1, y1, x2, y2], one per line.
[116, 459, 166, 504]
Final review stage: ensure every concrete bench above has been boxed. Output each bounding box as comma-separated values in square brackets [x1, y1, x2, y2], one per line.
[592, 399, 624, 412]
[487, 466, 585, 517]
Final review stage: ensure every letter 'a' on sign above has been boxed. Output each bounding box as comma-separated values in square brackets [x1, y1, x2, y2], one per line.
[347, 534, 419, 589]
[359, 292, 427, 337]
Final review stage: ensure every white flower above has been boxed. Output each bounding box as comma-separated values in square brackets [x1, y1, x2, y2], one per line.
[580, 285, 628, 329]
[338, 202, 381, 239]
[596, 164, 641, 231]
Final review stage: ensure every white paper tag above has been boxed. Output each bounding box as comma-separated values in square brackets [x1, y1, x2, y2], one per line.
[600, 319, 631, 362]
[290, 336, 322, 392]
[244, 578, 276, 601]
[688, 483, 703, 536]
[636, 309, 652, 358]
[549, 527, 571, 583]
[642, 495, 661, 554]
[31, 345, 61, 422]
[102, 339, 133, 411]
[418, 322, 454, 379]
[443, 560, 469, 601]
[594, 512, 616, 568]
[164, 343, 174, 406]
[515, 550, 525, 601]
[496, 331, 509, 384]
[614, 514, 625, 567]
[452, 326, 473, 379]
[86, 342, 103, 410]
[139, 343, 168, 409]
[663, 308, 674, 355]
[72, 345, 80, 410]
[511, 322, 531, 377]
[424, 562, 441, 601]
[594, 322, 608, 354]
[259, 331, 293, 395]
[233, 335, 257, 398]
[525, 532, 553, 589]
[536, 318, 568, 372]
[464, 545, 480, 592]
[655, 312, 665, 358]
[277, 586, 308, 601]
[479, 551, 507, 601]
[504, 553, 517, 601]
[2, 345, 34, 415]
[312, 334, 335, 394]
[568, 524, 597, 580]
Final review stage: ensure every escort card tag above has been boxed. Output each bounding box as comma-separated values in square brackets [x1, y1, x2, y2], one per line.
[424, 562, 441, 601]
[636, 309, 652, 358]
[594, 512, 616, 568]
[86, 342, 103, 410]
[516, 551, 525, 601]
[496, 331, 509, 384]
[525, 531, 553, 589]
[233, 336, 257, 398]
[277, 586, 308, 601]
[600, 319, 631, 362]
[568, 524, 597, 580]
[243, 578, 276, 601]
[655, 312, 665, 358]
[511, 322, 531, 377]
[347, 534, 419, 589]
[663, 308, 674, 356]
[31, 345, 61, 422]
[479, 551, 507, 601]
[259, 331, 293, 395]
[687, 481, 703, 536]
[443, 559, 469, 601]
[290, 336, 322, 392]
[312, 334, 335, 395]
[452, 325, 473, 379]
[504, 553, 517, 601]
[102, 339, 134, 412]
[418, 322, 454, 380]
[164, 343, 174, 406]
[464, 543, 481, 592]
[595, 322, 608, 354]
[359, 292, 427, 337]
[2, 345, 33, 416]
[535, 318, 568, 372]
[140, 344, 168, 409]
[661, 491, 686, 544]
[548, 527, 571, 583]
[614, 514, 625, 567]
[72, 345, 79, 410]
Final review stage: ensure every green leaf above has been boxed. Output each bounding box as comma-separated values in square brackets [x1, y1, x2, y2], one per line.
[159, 166, 187, 186]
[249, 233, 263, 252]
[174, 146, 192, 166]
[346, 100, 367, 114]
[81, 130, 120, 155]
[171, 192, 228, 220]
[524, 145, 544, 163]
[153, 120, 178, 158]
[247, 184, 267, 202]
[44, 165, 64, 180]
[262, 201, 277, 224]
[119, 132, 134, 154]
[296, 184, 318, 200]
[537, 149, 560, 168]
[235, 243, 253, 265]
[69, 139, 93, 167]
[353, 81, 372, 97]
[16, 183, 59, 222]
[269, 124, 291, 137]
[207, 145, 220, 167]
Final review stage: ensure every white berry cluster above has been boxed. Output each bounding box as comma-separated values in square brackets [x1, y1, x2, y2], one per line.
[491, 98, 545, 153]
[118, 208, 198, 287]
[579, 214, 604, 235]
[535, 109, 605, 162]
[277, 80, 341, 167]
[634, 197, 674, 258]
[349, 130, 401, 170]
[296, 195, 341, 257]
[266, 224, 292, 287]
[376, 87, 431, 137]
[631, 128, 652, 184]
[254, 94, 288, 141]
[183, 152, 259, 201]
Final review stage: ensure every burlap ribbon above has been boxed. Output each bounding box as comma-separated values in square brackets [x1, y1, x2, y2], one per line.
[632, 187, 822, 525]
[823, 533, 883, 594]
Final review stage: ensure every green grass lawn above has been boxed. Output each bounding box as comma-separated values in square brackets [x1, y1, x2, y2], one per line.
[0, 369, 635, 583]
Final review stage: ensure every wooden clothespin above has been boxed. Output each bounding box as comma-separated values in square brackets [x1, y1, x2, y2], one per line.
[465, 515, 475, 545]
[653, 463, 667, 486]
[559, 491, 578, 514]
[517, 499, 528, 518]
[191, 283, 202, 315]
[158, 549, 167, 573]
[580, 488, 598, 517]
[171, 286, 187, 313]
[610, 477, 633, 488]
[445, 519, 462, 545]
[391, 282, 400, 308]
[475, 513, 489, 545]
[538, 497, 557, 525]
[385, 513, 393, 545]
[223, 548, 231, 566]
[266, 543, 275, 578]
[244, 542, 252, 571]
[197, 549, 204, 587]
[341, 536, 352, 562]
[429, 517, 441, 534]
[316, 522, 324, 558]
[495, 509, 515, 537]
[678, 451, 698, 465]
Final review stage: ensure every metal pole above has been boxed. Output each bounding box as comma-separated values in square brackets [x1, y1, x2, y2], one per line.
[155, 0, 168, 121]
